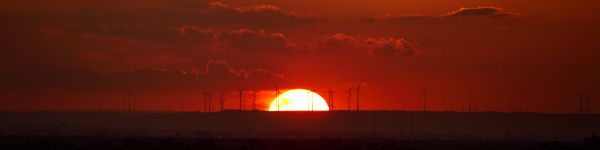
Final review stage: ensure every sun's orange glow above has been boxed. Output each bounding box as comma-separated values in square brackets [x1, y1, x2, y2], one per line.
[268, 89, 329, 111]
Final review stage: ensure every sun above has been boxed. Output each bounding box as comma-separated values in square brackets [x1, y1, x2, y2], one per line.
[268, 89, 329, 111]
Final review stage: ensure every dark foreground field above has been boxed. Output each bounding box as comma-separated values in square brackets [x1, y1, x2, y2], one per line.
[2, 111, 600, 149]
[2, 111, 600, 140]
[1, 135, 599, 150]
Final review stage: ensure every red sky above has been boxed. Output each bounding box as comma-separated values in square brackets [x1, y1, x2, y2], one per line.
[1, 0, 599, 113]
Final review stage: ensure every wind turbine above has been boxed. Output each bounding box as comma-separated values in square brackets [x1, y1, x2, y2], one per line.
[122, 96, 126, 112]
[307, 90, 311, 111]
[238, 88, 243, 111]
[180, 100, 185, 113]
[253, 89, 257, 111]
[126, 93, 133, 112]
[422, 88, 428, 112]
[508, 98, 512, 113]
[311, 90, 314, 111]
[585, 97, 591, 114]
[347, 87, 352, 111]
[207, 90, 212, 112]
[274, 86, 280, 112]
[203, 90, 208, 112]
[132, 94, 136, 112]
[356, 84, 361, 111]
[578, 90, 591, 114]
[220, 91, 225, 112]
[468, 91, 473, 113]
[328, 88, 334, 111]
[98, 96, 104, 111]
[131, 95, 137, 112]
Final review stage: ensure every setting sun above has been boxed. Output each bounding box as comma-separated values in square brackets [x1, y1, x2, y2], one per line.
[268, 89, 329, 111]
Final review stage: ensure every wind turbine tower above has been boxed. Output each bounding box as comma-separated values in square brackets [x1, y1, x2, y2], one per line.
[180, 100, 185, 113]
[468, 91, 473, 112]
[328, 88, 334, 111]
[274, 86, 280, 112]
[126, 94, 133, 112]
[307, 90, 311, 111]
[578, 90, 591, 114]
[253, 89, 257, 111]
[132, 95, 136, 112]
[238, 88, 243, 111]
[122, 96, 126, 112]
[356, 85, 361, 111]
[220, 91, 225, 112]
[207, 90, 212, 112]
[203, 90, 208, 112]
[423, 88, 428, 112]
[585, 98, 590, 114]
[347, 87, 352, 111]
[98, 96, 104, 111]
[508, 98, 512, 112]
[311, 90, 314, 111]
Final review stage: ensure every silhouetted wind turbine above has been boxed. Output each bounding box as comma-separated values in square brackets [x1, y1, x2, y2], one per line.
[207, 90, 212, 112]
[133, 100, 136, 112]
[253, 89, 257, 111]
[468, 91, 473, 112]
[310, 89, 315, 111]
[127, 93, 134, 112]
[508, 98, 512, 112]
[179, 98, 184, 112]
[356, 84, 361, 111]
[126, 95, 130, 112]
[274, 86, 280, 112]
[307, 90, 311, 111]
[328, 88, 334, 111]
[132, 94, 136, 112]
[347, 87, 352, 111]
[220, 91, 225, 112]
[578, 90, 585, 114]
[585, 97, 591, 114]
[98, 96, 104, 111]
[203, 90, 207, 112]
[238, 88, 243, 111]
[167, 104, 173, 112]
[180, 100, 185, 113]
[122, 96, 126, 112]
[129, 94, 132, 112]
[422, 88, 428, 112]
[578, 90, 591, 114]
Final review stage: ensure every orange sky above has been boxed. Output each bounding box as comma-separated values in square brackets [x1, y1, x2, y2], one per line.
[0, 0, 599, 113]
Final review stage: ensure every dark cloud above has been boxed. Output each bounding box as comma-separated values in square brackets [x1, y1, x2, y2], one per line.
[0, 60, 291, 93]
[444, 7, 517, 18]
[0, 1, 314, 43]
[204, 2, 315, 28]
[364, 6, 517, 23]
[315, 33, 421, 56]
[365, 37, 420, 56]
[63, 24, 178, 43]
[170, 26, 219, 44]
[220, 29, 291, 53]
[361, 13, 430, 23]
